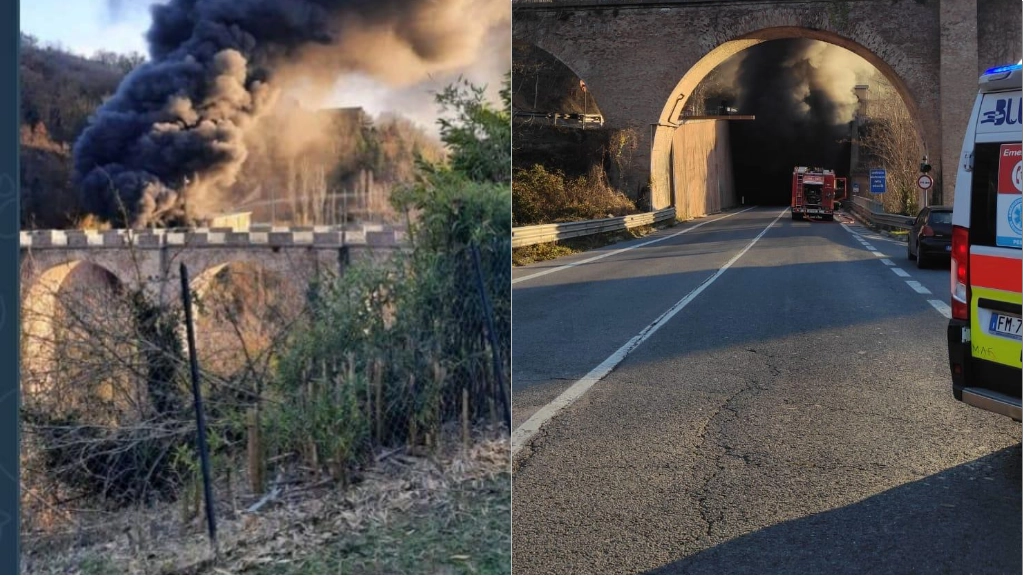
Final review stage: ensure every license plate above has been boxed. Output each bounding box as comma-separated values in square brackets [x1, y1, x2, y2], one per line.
[988, 313, 1023, 340]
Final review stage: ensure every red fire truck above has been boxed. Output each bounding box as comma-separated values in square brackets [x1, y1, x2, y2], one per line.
[791, 166, 847, 221]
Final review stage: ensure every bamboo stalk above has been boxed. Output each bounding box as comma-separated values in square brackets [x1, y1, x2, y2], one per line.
[462, 387, 469, 452]
[374, 360, 383, 444]
[247, 407, 264, 495]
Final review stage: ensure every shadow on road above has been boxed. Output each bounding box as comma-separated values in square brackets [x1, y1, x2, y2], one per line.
[648, 444, 1023, 575]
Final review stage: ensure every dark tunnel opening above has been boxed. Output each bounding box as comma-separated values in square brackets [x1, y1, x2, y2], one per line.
[691, 38, 882, 206]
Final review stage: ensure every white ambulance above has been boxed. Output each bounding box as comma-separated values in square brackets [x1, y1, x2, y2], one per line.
[947, 63, 1022, 421]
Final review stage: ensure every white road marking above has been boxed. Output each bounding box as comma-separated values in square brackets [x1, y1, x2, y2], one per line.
[841, 220, 950, 319]
[906, 280, 932, 294]
[929, 299, 953, 319]
[512, 207, 757, 285]
[871, 251, 885, 258]
[511, 207, 790, 457]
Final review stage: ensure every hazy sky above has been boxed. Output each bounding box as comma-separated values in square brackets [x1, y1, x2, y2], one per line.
[21, 0, 151, 56]
[19, 0, 510, 131]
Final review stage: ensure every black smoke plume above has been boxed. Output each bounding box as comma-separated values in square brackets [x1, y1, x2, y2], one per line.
[73, 0, 507, 227]
[703, 39, 878, 205]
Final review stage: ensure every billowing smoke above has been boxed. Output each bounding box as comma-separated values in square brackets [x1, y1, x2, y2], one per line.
[74, 0, 509, 227]
[698, 39, 884, 204]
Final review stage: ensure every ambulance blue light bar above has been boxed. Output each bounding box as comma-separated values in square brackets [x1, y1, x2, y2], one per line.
[984, 63, 1022, 75]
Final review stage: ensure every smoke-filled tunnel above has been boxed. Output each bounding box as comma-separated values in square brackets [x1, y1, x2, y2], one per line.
[696, 39, 873, 207]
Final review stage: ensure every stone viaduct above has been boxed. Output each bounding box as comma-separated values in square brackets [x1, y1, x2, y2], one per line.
[20, 224, 404, 393]
[513, 0, 1023, 208]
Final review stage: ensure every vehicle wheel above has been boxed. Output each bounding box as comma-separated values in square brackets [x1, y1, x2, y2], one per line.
[907, 241, 914, 260]
[916, 251, 928, 269]
[824, 214, 834, 221]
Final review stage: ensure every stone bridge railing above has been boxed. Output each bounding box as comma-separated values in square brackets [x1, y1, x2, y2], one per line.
[19, 224, 405, 249]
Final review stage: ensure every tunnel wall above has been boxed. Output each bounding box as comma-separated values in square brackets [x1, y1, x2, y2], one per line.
[670, 120, 736, 220]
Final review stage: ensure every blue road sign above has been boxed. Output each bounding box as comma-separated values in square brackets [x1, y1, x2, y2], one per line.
[870, 168, 886, 194]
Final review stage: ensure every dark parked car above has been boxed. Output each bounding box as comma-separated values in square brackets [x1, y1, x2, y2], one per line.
[906, 206, 953, 268]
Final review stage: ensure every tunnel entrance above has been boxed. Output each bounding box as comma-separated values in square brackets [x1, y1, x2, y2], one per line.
[657, 29, 926, 217]
[686, 39, 866, 206]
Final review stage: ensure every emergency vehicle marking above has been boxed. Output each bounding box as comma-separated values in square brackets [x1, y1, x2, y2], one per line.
[979, 96, 1021, 127]
[970, 252, 1022, 293]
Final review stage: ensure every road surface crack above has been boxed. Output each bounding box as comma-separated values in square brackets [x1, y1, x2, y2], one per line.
[692, 348, 780, 542]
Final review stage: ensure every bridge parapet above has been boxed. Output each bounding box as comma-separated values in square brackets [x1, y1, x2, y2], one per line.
[19, 225, 405, 250]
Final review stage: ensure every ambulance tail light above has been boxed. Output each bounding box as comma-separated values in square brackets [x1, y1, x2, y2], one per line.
[951, 225, 970, 320]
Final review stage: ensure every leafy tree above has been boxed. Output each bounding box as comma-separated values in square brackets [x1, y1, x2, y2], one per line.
[431, 74, 511, 184]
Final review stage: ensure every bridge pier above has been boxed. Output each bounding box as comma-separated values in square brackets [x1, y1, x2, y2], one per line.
[19, 226, 404, 401]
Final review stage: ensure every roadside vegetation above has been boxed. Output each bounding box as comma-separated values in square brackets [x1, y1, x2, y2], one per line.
[855, 83, 926, 216]
[20, 76, 511, 574]
[512, 164, 638, 227]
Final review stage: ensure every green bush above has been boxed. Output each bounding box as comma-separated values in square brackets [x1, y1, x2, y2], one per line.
[261, 78, 511, 478]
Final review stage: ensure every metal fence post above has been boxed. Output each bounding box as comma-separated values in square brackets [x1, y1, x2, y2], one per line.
[469, 244, 511, 427]
[179, 262, 218, 552]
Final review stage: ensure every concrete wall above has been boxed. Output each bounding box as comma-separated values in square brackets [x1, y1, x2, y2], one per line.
[670, 120, 736, 219]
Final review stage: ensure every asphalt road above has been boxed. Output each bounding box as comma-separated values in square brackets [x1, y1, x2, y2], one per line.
[511, 207, 1022, 575]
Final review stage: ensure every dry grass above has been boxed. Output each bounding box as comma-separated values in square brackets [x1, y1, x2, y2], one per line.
[512, 164, 638, 227]
[21, 431, 511, 575]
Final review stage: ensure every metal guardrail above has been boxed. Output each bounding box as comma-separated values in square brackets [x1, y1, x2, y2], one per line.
[848, 196, 914, 232]
[512, 208, 676, 248]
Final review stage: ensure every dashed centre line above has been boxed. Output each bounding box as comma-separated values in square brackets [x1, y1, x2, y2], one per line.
[906, 280, 932, 294]
[892, 267, 911, 278]
[929, 299, 953, 319]
[881, 258, 895, 266]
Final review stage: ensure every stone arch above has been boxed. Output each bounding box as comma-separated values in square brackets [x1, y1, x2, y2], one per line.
[512, 39, 604, 118]
[183, 254, 311, 379]
[652, 27, 928, 209]
[21, 260, 127, 399]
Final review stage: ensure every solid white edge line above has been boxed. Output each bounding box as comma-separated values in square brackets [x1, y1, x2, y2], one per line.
[511, 207, 758, 285]
[906, 280, 932, 294]
[511, 207, 790, 458]
[880, 259, 895, 266]
[929, 299, 953, 319]
[892, 268, 911, 278]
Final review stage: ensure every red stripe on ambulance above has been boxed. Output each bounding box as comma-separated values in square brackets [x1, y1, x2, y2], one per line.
[971, 253, 1023, 293]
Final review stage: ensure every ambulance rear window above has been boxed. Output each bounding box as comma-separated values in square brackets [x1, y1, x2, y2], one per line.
[969, 143, 1003, 247]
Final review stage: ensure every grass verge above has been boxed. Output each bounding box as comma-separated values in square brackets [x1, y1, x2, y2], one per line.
[513, 221, 676, 266]
[247, 472, 510, 575]
[22, 434, 510, 575]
